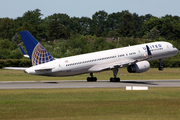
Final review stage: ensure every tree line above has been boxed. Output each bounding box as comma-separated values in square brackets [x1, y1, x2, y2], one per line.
[0, 9, 180, 61]
[1, 9, 180, 40]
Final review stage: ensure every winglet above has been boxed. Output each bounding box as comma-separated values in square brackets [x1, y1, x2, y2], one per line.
[146, 45, 152, 57]
[19, 31, 55, 66]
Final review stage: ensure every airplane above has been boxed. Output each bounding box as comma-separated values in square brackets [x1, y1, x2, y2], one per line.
[4, 31, 178, 82]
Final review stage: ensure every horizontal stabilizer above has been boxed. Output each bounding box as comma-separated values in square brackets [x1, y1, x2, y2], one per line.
[3, 67, 29, 70]
[23, 55, 30, 58]
[19, 45, 27, 55]
[19, 45, 29, 58]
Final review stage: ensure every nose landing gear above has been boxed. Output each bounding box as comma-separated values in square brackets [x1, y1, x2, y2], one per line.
[159, 59, 164, 71]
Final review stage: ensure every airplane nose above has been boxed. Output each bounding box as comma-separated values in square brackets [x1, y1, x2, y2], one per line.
[174, 48, 179, 55]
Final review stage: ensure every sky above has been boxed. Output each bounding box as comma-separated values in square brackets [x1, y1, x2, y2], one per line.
[1, 0, 180, 19]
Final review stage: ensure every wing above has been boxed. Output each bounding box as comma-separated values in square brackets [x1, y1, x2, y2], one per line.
[88, 59, 136, 72]
[89, 45, 152, 72]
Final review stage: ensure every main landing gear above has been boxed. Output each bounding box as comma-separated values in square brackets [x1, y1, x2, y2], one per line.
[87, 73, 97, 82]
[110, 67, 120, 82]
[159, 59, 164, 71]
[86, 67, 120, 82]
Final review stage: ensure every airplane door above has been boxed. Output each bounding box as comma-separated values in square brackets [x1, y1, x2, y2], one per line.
[166, 43, 170, 51]
[137, 48, 143, 57]
[59, 64, 61, 69]
[54, 61, 61, 71]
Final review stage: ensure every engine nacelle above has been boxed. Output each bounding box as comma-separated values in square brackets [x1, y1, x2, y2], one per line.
[127, 61, 150, 73]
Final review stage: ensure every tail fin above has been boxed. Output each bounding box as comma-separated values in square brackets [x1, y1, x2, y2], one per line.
[19, 31, 55, 66]
[19, 45, 29, 58]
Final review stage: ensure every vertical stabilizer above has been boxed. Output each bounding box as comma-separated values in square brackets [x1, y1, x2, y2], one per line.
[20, 31, 55, 66]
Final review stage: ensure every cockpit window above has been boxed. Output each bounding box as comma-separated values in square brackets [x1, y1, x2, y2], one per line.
[172, 45, 176, 48]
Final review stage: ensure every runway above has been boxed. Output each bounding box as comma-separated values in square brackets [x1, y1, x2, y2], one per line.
[0, 80, 180, 89]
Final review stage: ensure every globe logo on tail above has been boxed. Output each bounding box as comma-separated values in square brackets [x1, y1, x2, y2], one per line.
[32, 43, 55, 66]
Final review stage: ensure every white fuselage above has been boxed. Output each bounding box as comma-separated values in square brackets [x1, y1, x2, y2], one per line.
[25, 41, 178, 76]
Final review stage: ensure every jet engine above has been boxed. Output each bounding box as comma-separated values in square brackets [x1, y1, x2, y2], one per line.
[127, 61, 150, 73]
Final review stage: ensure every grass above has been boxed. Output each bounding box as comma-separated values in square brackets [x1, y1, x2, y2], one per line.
[1, 68, 180, 81]
[0, 68, 180, 119]
[0, 88, 180, 120]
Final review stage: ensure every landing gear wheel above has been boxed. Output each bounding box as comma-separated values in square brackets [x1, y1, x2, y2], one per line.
[159, 66, 164, 71]
[110, 67, 120, 82]
[87, 77, 97, 82]
[159, 59, 164, 71]
[110, 77, 120, 82]
[87, 73, 97, 82]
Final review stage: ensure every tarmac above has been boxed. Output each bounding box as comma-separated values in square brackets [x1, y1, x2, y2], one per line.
[0, 80, 180, 89]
